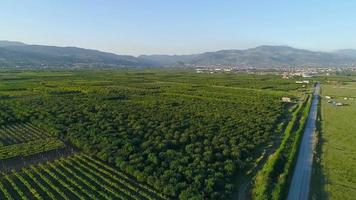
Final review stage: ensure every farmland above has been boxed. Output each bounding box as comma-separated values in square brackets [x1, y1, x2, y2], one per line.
[0, 153, 165, 200]
[0, 70, 308, 199]
[0, 123, 67, 170]
[311, 79, 356, 200]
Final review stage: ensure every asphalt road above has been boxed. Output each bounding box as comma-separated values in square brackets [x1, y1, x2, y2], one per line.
[287, 83, 320, 200]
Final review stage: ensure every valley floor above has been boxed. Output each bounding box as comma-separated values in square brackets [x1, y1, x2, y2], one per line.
[311, 81, 356, 200]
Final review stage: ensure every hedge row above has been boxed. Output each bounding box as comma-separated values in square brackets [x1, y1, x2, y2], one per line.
[252, 94, 312, 200]
[270, 94, 313, 199]
[0, 139, 65, 160]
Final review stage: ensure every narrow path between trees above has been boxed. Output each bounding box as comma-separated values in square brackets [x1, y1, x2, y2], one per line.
[287, 83, 320, 200]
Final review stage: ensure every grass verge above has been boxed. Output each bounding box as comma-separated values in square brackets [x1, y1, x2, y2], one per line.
[252, 94, 312, 200]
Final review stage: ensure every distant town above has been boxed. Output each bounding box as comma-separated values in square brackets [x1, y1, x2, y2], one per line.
[195, 66, 356, 77]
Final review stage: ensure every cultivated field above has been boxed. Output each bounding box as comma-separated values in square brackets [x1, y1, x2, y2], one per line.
[312, 80, 356, 200]
[0, 153, 165, 200]
[0, 70, 309, 199]
[0, 123, 66, 168]
[0, 123, 165, 199]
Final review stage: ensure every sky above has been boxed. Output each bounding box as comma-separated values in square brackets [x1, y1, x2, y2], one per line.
[1, 0, 356, 56]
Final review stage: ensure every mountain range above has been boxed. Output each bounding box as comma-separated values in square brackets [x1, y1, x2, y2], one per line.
[0, 41, 152, 68]
[1, 40, 356, 68]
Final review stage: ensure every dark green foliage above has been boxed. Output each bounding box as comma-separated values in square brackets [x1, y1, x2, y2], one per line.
[0, 139, 64, 160]
[0, 154, 165, 200]
[0, 70, 303, 199]
[20, 92, 284, 199]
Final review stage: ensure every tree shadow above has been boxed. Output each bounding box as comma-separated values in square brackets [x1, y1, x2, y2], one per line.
[310, 137, 330, 200]
[310, 100, 329, 200]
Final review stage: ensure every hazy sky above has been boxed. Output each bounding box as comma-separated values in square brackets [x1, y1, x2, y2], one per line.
[1, 0, 356, 55]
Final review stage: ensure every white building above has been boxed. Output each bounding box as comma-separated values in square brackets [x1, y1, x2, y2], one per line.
[282, 97, 291, 102]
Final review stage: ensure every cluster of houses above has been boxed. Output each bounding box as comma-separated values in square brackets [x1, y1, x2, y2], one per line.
[295, 80, 310, 88]
[282, 96, 292, 103]
[325, 96, 344, 106]
[282, 95, 350, 106]
[282, 70, 317, 79]
[196, 68, 232, 74]
[194, 66, 356, 76]
[295, 80, 310, 84]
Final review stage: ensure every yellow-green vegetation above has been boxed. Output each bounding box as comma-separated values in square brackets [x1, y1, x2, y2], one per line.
[0, 154, 165, 200]
[0, 123, 52, 146]
[0, 123, 63, 161]
[311, 81, 356, 200]
[252, 93, 312, 200]
[0, 139, 64, 160]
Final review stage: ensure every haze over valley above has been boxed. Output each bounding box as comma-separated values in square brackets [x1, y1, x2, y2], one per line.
[1, 1, 356, 200]
[2, 40, 356, 69]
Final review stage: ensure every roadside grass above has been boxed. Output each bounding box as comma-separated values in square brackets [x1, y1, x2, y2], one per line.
[311, 83, 356, 200]
[252, 93, 312, 200]
[310, 94, 328, 200]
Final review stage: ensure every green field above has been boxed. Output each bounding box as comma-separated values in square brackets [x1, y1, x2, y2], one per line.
[0, 122, 165, 199]
[0, 123, 65, 161]
[312, 80, 356, 200]
[0, 153, 165, 200]
[0, 69, 309, 199]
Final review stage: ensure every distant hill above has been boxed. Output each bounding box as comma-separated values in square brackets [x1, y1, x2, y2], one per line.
[334, 49, 356, 58]
[139, 54, 199, 66]
[140, 45, 356, 67]
[2, 40, 356, 68]
[0, 40, 26, 47]
[0, 41, 153, 68]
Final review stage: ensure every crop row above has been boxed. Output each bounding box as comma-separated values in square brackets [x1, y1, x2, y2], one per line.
[0, 154, 166, 200]
[0, 123, 52, 146]
[0, 139, 65, 160]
